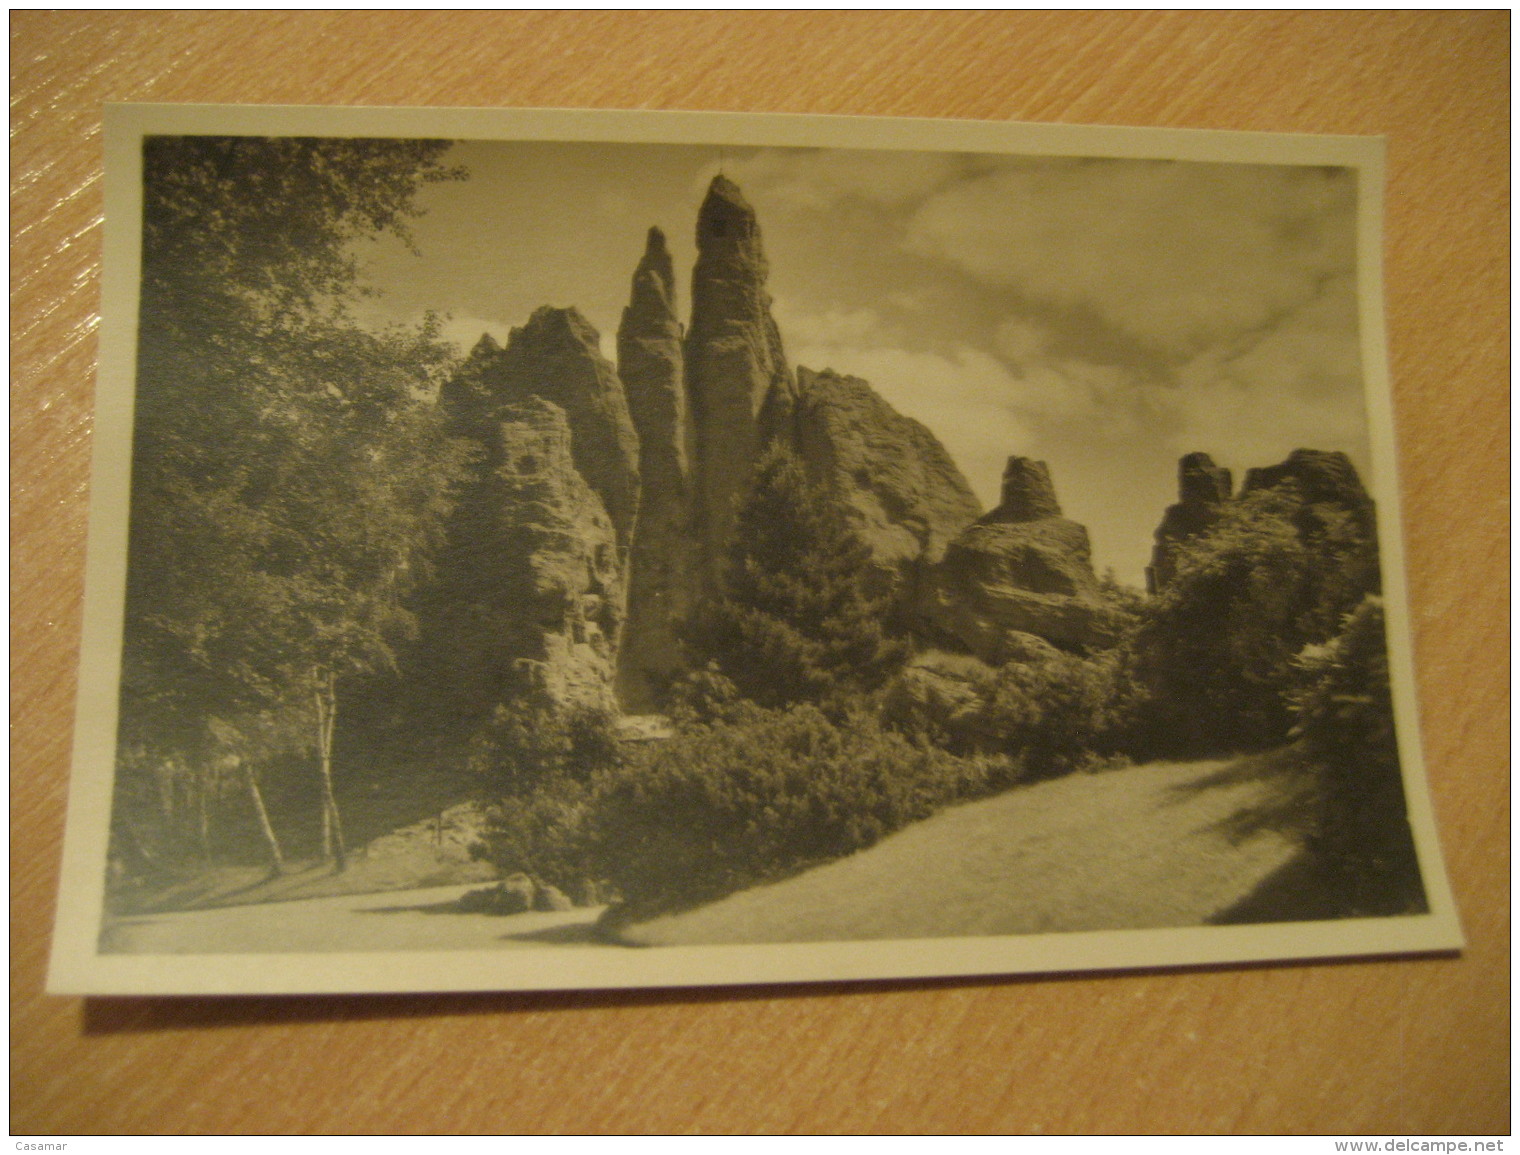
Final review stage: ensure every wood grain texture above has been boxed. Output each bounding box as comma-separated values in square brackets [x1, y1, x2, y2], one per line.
[10, 11, 1508, 1135]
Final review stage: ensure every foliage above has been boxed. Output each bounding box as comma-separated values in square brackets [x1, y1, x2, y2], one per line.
[664, 663, 749, 727]
[686, 444, 908, 709]
[882, 647, 1138, 778]
[976, 650, 1137, 777]
[473, 777, 604, 904]
[113, 135, 471, 878]
[467, 698, 624, 797]
[586, 704, 1019, 919]
[1286, 596, 1425, 914]
[139, 135, 462, 321]
[1129, 484, 1379, 756]
[1097, 568, 1148, 630]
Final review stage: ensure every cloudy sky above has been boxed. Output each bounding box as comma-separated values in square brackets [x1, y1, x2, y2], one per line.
[354, 138, 1371, 587]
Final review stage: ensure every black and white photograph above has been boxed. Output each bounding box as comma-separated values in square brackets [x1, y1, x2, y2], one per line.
[49, 105, 1460, 995]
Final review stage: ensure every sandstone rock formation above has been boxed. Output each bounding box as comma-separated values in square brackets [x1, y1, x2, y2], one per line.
[1241, 448, 1375, 528]
[993, 457, 1064, 521]
[919, 457, 1122, 662]
[489, 399, 624, 713]
[492, 307, 642, 565]
[685, 175, 795, 584]
[418, 397, 623, 724]
[762, 366, 982, 596]
[1146, 452, 1234, 594]
[1245, 448, 1381, 592]
[1146, 448, 1379, 597]
[617, 227, 696, 711]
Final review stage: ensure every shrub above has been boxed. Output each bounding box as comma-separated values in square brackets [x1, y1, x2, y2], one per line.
[472, 777, 606, 904]
[466, 698, 622, 796]
[1286, 595, 1425, 915]
[466, 698, 626, 903]
[587, 703, 1018, 919]
[1131, 484, 1378, 757]
[881, 646, 1139, 778]
[978, 648, 1138, 778]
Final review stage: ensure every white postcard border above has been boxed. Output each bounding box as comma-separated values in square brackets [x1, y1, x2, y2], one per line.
[48, 103, 1463, 997]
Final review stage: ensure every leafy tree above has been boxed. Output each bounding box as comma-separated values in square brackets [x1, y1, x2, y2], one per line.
[1286, 596, 1425, 914]
[686, 444, 906, 708]
[114, 136, 470, 878]
[1130, 483, 1379, 756]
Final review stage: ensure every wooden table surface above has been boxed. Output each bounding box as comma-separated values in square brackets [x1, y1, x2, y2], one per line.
[11, 12, 1509, 1136]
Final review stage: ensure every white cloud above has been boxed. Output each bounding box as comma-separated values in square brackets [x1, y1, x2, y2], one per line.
[907, 158, 1357, 355]
[779, 304, 895, 349]
[436, 313, 515, 356]
[719, 148, 963, 213]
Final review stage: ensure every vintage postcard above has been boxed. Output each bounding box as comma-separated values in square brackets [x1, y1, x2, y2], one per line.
[49, 104, 1461, 995]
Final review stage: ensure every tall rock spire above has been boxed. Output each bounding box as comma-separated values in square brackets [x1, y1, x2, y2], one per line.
[684, 175, 795, 583]
[1146, 452, 1233, 594]
[617, 227, 694, 710]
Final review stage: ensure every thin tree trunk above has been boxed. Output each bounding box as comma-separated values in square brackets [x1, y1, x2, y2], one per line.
[246, 765, 285, 876]
[315, 668, 347, 872]
[197, 774, 212, 866]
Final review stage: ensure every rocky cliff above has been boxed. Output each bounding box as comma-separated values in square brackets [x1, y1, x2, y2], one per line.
[491, 399, 624, 712]
[428, 397, 623, 718]
[1241, 448, 1375, 528]
[685, 175, 795, 585]
[616, 227, 695, 711]
[1147, 448, 1378, 597]
[490, 307, 642, 566]
[762, 366, 982, 596]
[1146, 452, 1233, 594]
[413, 318, 636, 732]
[919, 457, 1122, 662]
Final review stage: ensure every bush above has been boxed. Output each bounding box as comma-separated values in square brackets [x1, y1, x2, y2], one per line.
[466, 698, 626, 904]
[881, 646, 1139, 778]
[978, 649, 1138, 778]
[466, 698, 622, 796]
[1286, 596, 1425, 914]
[471, 779, 607, 905]
[586, 703, 1018, 919]
[1131, 484, 1378, 757]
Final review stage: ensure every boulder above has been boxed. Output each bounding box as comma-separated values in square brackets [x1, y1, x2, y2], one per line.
[919, 457, 1122, 661]
[1146, 452, 1234, 594]
[762, 366, 982, 597]
[685, 175, 795, 584]
[457, 874, 536, 915]
[617, 227, 697, 710]
[883, 649, 1001, 749]
[532, 883, 574, 912]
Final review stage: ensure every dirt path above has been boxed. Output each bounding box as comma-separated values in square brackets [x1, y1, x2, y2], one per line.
[619, 757, 1307, 947]
[102, 883, 608, 955]
[102, 755, 1308, 955]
